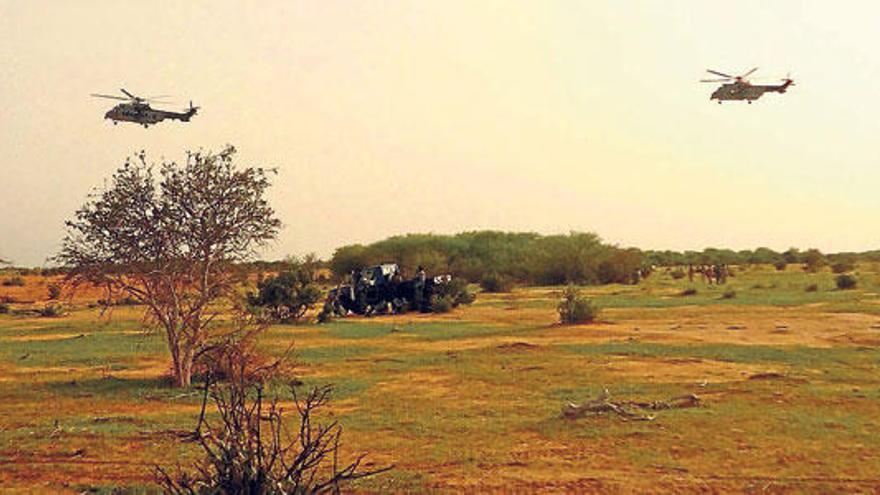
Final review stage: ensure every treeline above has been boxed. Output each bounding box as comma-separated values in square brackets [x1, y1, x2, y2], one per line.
[329, 231, 642, 286]
[328, 231, 880, 287]
[643, 247, 880, 269]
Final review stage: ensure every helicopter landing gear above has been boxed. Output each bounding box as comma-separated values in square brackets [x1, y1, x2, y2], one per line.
[143, 124, 149, 128]
[113, 121, 117, 125]
[747, 100, 752, 104]
[717, 101, 722, 105]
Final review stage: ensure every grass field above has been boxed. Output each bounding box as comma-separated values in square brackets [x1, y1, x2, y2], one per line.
[2, 265, 880, 492]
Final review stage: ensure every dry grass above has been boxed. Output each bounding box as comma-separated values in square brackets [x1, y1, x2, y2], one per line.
[2, 266, 880, 492]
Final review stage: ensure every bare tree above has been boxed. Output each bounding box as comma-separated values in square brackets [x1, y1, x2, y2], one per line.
[55, 146, 281, 387]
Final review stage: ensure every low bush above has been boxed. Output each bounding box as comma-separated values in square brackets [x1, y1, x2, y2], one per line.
[38, 303, 67, 318]
[432, 278, 476, 308]
[773, 260, 788, 271]
[558, 286, 600, 324]
[721, 289, 737, 299]
[0, 303, 9, 314]
[670, 269, 686, 280]
[47, 283, 62, 300]
[248, 270, 322, 324]
[836, 274, 857, 290]
[480, 273, 514, 293]
[680, 288, 698, 296]
[430, 294, 455, 313]
[2, 276, 25, 287]
[96, 296, 142, 307]
[805, 283, 819, 292]
[831, 261, 855, 274]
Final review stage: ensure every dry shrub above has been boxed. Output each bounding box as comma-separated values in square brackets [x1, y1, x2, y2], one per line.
[156, 358, 390, 493]
[2, 276, 25, 287]
[558, 286, 600, 324]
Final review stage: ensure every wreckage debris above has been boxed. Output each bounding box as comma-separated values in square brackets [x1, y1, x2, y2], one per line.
[562, 390, 701, 421]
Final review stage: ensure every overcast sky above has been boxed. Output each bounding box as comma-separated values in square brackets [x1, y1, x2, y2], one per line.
[2, 1, 879, 266]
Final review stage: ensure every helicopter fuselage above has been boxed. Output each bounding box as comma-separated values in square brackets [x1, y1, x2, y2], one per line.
[105, 103, 197, 127]
[710, 80, 793, 103]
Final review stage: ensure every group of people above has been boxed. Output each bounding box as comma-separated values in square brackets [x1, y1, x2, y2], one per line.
[327, 264, 429, 316]
[687, 264, 730, 285]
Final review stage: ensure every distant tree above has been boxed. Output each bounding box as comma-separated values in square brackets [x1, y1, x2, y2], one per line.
[55, 146, 280, 387]
[749, 247, 781, 265]
[782, 248, 801, 265]
[596, 248, 643, 284]
[802, 249, 827, 273]
[328, 244, 370, 280]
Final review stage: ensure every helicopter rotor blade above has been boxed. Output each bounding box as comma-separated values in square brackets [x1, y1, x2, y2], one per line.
[740, 67, 759, 79]
[700, 78, 730, 83]
[706, 69, 733, 78]
[120, 88, 137, 99]
[91, 93, 129, 101]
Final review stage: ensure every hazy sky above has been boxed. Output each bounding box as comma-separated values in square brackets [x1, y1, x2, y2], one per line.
[2, 1, 879, 266]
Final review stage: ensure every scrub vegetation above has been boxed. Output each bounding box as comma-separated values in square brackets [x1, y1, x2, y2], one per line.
[3, 262, 880, 492]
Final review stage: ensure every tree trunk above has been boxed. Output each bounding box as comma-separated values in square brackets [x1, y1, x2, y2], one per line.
[169, 337, 195, 388]
[174, 352, 194, 388]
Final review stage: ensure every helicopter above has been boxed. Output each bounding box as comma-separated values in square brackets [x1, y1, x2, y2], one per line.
[701, 68, 794, 104]
[90, 89, 199, 127]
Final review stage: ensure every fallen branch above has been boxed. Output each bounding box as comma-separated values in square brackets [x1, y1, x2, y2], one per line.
[562, 390, 701, 421]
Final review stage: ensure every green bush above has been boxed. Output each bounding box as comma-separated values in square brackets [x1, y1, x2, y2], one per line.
[680, 288, 698, 296]
[430, 294, 455, 313]
[557, 286, 600, 324]
[835, 274, 857, 290]
[805, 283, 819, 292]
[2, 276, 25, 287]
[0, 303, 9, 314]
[480, 273, 514, 293]
[773, 260, 787, 271]
[721, 289, 737, 299]
[432, 278, 476, 308]
[96, 296, 142, 307]
[669, 269, 686, 280]
[248, 269, 322, 323]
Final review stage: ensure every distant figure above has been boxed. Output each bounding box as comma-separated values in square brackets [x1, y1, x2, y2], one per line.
[348, 269, 358, 302]
[688, 264, 695, 283]
[413, 265, 427, 311]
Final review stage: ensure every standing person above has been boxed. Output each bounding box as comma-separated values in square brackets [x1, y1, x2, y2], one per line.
[348, 269, 358, 304]
[687, 264, 695, 283]
[351, 269, 366, 314]
[413, 265, 426, 311]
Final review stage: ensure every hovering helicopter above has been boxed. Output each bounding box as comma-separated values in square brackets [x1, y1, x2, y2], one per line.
[701, 68, 794, 104]
[90, 89, 199, 127]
